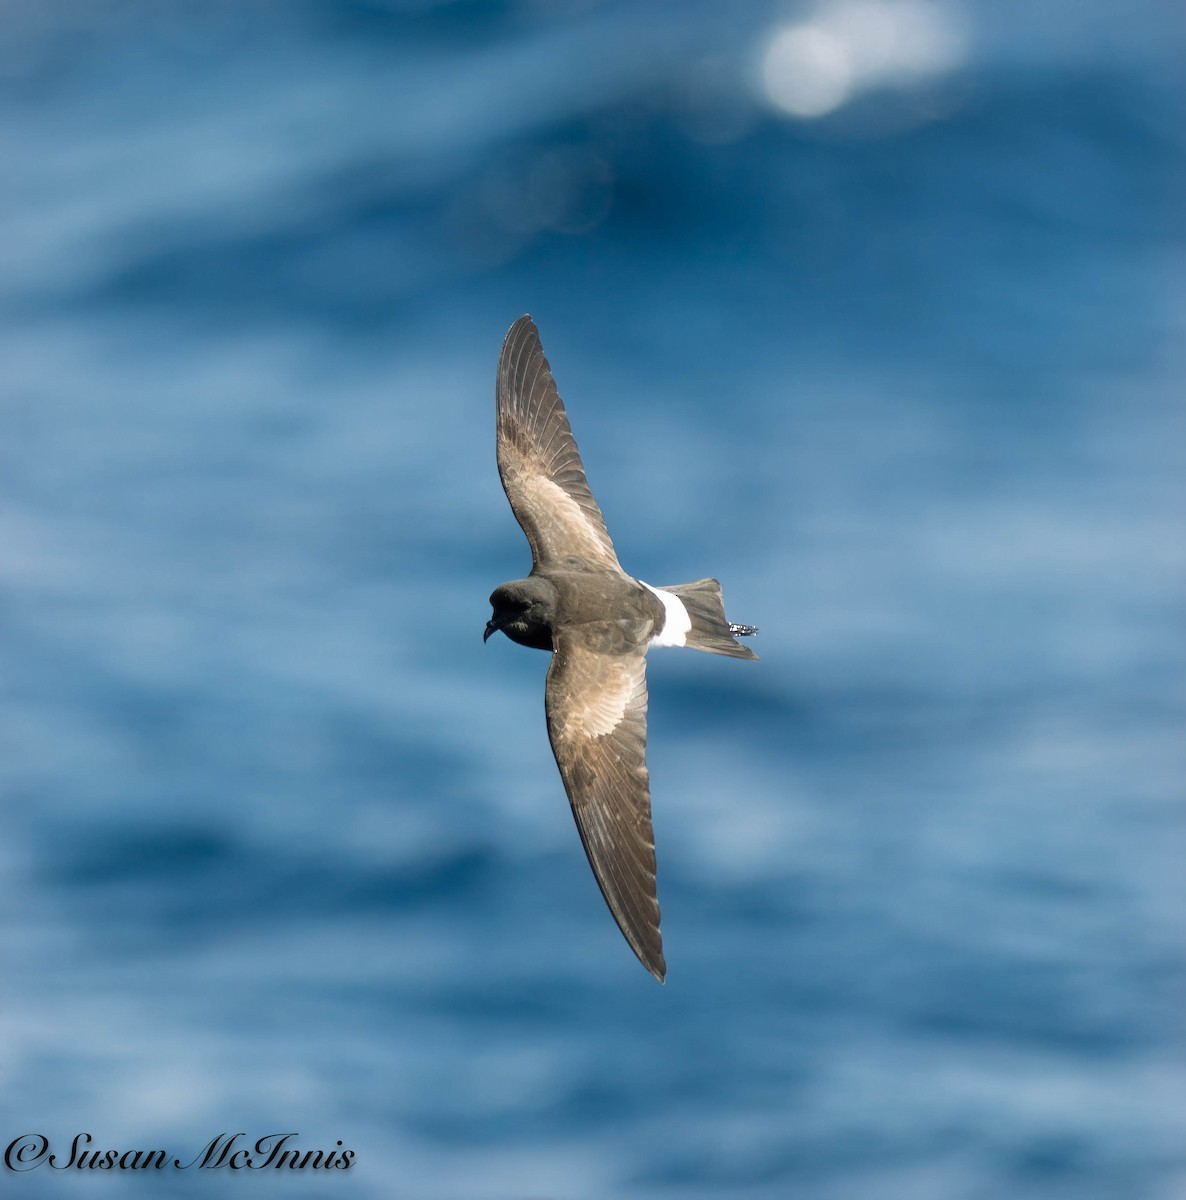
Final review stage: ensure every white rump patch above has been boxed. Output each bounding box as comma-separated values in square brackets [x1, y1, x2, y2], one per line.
[641, 582, 691, 648]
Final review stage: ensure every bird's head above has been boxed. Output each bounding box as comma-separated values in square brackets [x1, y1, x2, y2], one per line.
[484, 577, 556, 651]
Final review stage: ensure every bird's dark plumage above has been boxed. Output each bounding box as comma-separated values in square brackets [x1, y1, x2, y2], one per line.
[496, 317, 621, 573]
[488, 316, 757, 982]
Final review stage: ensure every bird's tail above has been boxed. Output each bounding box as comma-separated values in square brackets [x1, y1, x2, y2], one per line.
[662, 578, 759, 660]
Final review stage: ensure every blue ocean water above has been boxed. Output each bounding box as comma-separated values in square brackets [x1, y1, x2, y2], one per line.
[2, 2, 1183, 1197]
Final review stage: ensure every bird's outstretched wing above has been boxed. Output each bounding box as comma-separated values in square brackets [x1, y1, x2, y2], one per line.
[545, 621, 665, 981]
[496, 315, 622, 573]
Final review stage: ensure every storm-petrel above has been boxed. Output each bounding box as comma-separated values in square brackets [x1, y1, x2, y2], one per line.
[484, 316, 758, 982]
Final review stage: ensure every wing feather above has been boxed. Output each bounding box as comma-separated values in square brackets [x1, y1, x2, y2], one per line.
[545, 625, 665, 981]
[496, 316, 622, 572]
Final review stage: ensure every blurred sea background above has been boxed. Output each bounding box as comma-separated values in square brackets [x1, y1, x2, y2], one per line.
[2, 1, 1183, 1197]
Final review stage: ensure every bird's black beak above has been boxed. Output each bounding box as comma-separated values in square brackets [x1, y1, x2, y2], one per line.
[483, 617, 500, 643]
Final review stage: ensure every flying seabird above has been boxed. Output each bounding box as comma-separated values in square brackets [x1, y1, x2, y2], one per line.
[485, 316, 758, 982]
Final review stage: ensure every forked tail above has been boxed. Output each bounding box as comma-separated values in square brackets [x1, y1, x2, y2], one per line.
[662, 578, 758, 660]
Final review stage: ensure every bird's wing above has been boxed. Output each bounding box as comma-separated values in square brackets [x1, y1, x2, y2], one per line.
[496, 315, 623, 573]
[545, 620, 665, 981]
